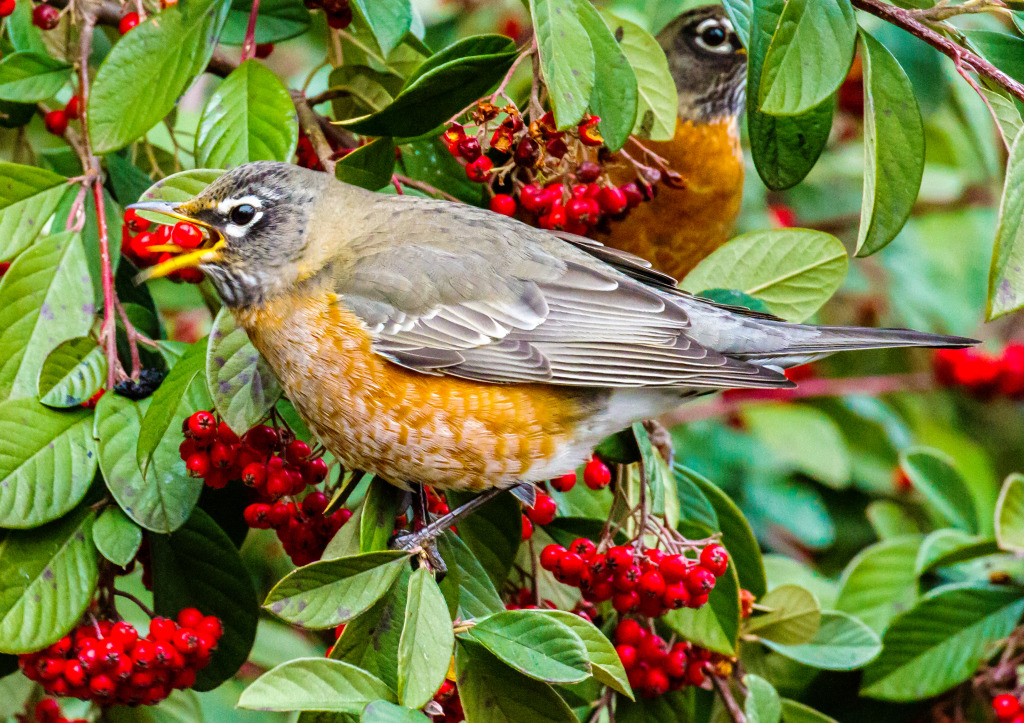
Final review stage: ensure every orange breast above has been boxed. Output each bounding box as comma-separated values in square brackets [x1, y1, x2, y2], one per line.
[234, 293, 600, 491]
[594, 117, 744, 280]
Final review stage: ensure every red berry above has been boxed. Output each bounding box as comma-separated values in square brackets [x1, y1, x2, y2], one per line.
[540, 544, 565, 571]
[32, 3, 59, 29]
[89, 673, 116, 698]
[521, 514, 533, 540]
[638, 595, 667, 618]
[177, 607, 204, 628]
[685, 566, 717, 595]
[519, 184, 545, 213]
[208, 442, 233, 469]
[171, 221, 203, 249]
[465, 156, 493, 182]
[268, 502, 291, 528]
[662, 582, 691, 610]
[149, 617, 177, 641]
[325, 6, 352, 28]
[569, 537, 596, 560]
[622, 181, 644, 208]
[591, 579, 614, 601]
[658, 554, 690, 584]
[566, 197, 601, 226]
[525, 492, 557, 526]
[637, 634, 667, 664]
[304, 457, 329, 483]
[118, 10, 139, 33]
[554, 551, 585, 581]
[62, 659, 85, 686]
[638, 570, 666, 598]
[38, 657, 63, 680]
[47, 636, 72, 656]
[616, 645, 638, 670]
[614, 619, 646, 646]
[171, 666, 196, 689]
[550, 472, 576, 492]
[577, 160, 601, 183]
[686, 662, 706, 686]
[265, 471, 291, 498]
[197, 616, 224, 640]
[187, 411, 217, 439]
[598, 186, 629, 215]
[130, 639, 157, 667]
[514, 137, 540, 167]
[185, 452, 211, 479]
[687, 591, 709, 609]
[241, 462, 267, 488]
[612, 590, 639, 613]
[457, 136, 482, 162]
[244, 503, 272, 529]
[255, 42, 274, 58]
[613, 564, 641, 592]
[665, 647, 687, 678]
[302, 491, 329, 516]
[286, 439, 312, 463]
[0, 0, 15, 17]
[43, 109, 67, 136]
[243, 424, 279, 450]
[994, 694, 1021, 718]
[36, 699, 62, 722]
[64, 94, 81, 120]
[538, 204, 567, 231]
[699, 543, 729, 577]
[489, 194, 517, 216]
[172, 628, 199, 654]
[606, 545, 634, 571]
[583, 456, 611, 490]
[644, 667, 669, 696]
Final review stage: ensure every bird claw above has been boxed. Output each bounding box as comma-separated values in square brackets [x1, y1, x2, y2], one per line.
[390, 530, 447, 578]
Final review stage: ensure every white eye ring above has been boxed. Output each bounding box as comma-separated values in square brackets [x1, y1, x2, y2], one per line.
[219, 195, 264, 237]
[694, 18, 735, 54]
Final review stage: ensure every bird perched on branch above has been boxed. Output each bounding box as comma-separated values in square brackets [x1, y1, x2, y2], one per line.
[131, 162, 972, 551]
[594, 5, 747, 280]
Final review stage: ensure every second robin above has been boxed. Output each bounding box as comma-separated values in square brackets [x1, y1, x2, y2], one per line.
[594, 5, 746, 280]
[130, 162, 971, 549]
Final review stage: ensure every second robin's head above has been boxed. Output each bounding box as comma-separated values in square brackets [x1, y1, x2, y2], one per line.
[658, 5, 746, 123]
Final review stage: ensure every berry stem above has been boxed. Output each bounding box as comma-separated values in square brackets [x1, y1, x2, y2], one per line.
[711, 673, 747, 723]
[112, 589, 157, 619]
[489, 43, 533, 106]
[392, 174, 461, 203]
[92, 177, 124, 389]
[290, 90, 338, 174]
[240, 0, 261, 62]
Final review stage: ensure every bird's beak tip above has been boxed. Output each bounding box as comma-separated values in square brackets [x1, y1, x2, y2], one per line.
[126, 200, 178, 214]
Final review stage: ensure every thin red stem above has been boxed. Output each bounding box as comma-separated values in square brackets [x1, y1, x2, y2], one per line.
[240, 0, 261, 62]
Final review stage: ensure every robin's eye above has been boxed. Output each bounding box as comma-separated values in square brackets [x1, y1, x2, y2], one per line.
[693, 18, 735, 53]
[701, 26, 726, 46]
[230, 204, 256, 226]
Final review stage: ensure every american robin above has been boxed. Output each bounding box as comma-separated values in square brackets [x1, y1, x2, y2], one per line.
[130, 162, 971, 546]
[594, 6, 746, 280]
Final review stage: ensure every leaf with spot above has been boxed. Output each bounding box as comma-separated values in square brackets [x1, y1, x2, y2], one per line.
[0, 399, 96, 529]
[397, 568, 453, 708]
[0, 52, 72, 102]
[0, 507, 97, 653]
[37, 337, 107, 408]
[238, 658, 396, 712]
[0, 163, 69, 261]
[92, 506, 143, 567]
[206, 307, 281, 434]
[265, 551, 411, 629]
[529, 0, 595, 129]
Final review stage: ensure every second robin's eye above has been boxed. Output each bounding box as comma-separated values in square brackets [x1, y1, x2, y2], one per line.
[693, 18, 735, 53]
[701, 26, 726, 46]
[230, 203, 256, 226]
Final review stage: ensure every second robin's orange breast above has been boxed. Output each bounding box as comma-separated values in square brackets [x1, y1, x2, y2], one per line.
[595, 117, 744, 281]
[233, 291, 605, 491]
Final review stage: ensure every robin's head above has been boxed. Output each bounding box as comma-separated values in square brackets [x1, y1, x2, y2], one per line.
[129, 162, 333, 307]
[658, 5, 746, 123]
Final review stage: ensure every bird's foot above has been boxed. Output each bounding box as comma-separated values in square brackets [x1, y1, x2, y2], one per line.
[392, 530, 448, 576]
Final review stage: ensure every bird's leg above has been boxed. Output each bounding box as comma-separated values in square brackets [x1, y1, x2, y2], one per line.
[644, 419, 675, 466]
[410, 483, 430, 530]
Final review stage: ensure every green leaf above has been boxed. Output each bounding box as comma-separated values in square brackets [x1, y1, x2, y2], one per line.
[340, 36, 517, 138]
[447, 489, 520, 590]
[37, 337, 107, 408]
[747, 0, 833, 190]
[746, 584, 821, 645]
[398, 568, 453, 708]
[455, 639, 578, 723]
[93, 506, 143, 567]
[362, 701, 431, 723]
[360, 477, 403, 553]
[914, 529, 999, 575]
[741, 404, 851, 487]
[681, 229, 848, 322]
[835, 536, 921, 635]
[997, 473, 1024, 552]
[195, 60, 299, 168]
[0, 399, 96, 528]
[861, 583, 1024, 701]
[0, 232, 94, 402]
[576, 1, 637, 151]
[443, 531, 505, 619]
[761, 610, 881, 670]
[665, 562, 740, 655]
[351, 0, 412, 57]
[88, 0, 230, 153]
[967, 31, 1024, 86]
[600, 11, 677, 141]
[744, 674, 782, 723]
[535, 609, 632, 699]
[634, 422, 679, 529]
[899, 447, 979, 533]
[758, 0, 855, 115]
[138, 169, 224, 207]
[95, 392, 204, 534]
[106, 689, 205, 723]
[265, 551, 411, 628]
[221, 0, 310, 44]
[150, 508, 259, 690]
[865, 500, 920, 540]
[0, 52, 72, 101]
[0, 163, 68, 261]
[335, 137, 397, 192]
[981, 84, 1023, 150]
[780, 699, 838, 723]
[722, 0, 752, 47]
[987, 130, 1024, 319]
[0, 507, 97, 653]
[239, 658, 396, 712]
[530, 0, 595, 129]
[854, 29, 924, 257]
[206, 307, 281, 434]
[462, 610, 591, 683]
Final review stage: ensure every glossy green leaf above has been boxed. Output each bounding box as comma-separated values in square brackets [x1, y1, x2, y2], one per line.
[744, 674, 782, 723]
[462, 610, 590, 683]
[722, 0, 752, 47]
[746, 584, 821, 645]
[780, 699, 837, 723]
[0, 232, 94, 402]
[195, 60, 299, 168]
[221, 0, 310, 44]
[443, 531, 504, 620]
[987, 130, 1024, 319]
[915, 529, 999, 574]
[758, 0, 855, 115]
[329, 64, 398, 120]
[666, 562, 740, 655]
[239, 658, 396, 712]
[0, 163, 68, 261]
[761, 610, 881, 670]
[0, 399, 96, 528]
[0, 52, 72, 101]
[865, 501, 920, 540]
[206, 307, 281, 433]
[351, 0, 412, 57]
[95, 392, 203, 534]
[997, 473, 1024, 552]
[855, 30, 925, 257]
[93, 506, 143, 567]
[536, 609, 632, 699]
[861, 583, 1024, 701]
[88, 0, 230, 152]
[362, 701, 431, 723]
[742, 403, 851, 487]
[138, 170, 224, 207]
[37, 337, 106, 408]
[447, 489, 520, 590]
[576, 1, 637, 151]
[360, 476, 403, 553]
[601, 10, 677, 141]
[530, 0, 594, 129]
[899, 447, 978, 533]
[681, 229, 848, 322]
[398, 568, 453, 708]
[835, 535, 921, 635]
[981, 84, 1023, 150]
[455, 640, 578, 723]
[336, 137, 397, 191]
[0, 508, 97, 653]
[265, 551, 411, 628]
[747, 0, 833, 189]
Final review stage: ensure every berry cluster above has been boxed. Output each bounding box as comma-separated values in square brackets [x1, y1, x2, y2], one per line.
[521, 455, 613, 539]
[442, 102, 669, 234]
[428, 679, 464, 723]
[540, 541, 729, 618]
[613, 619, 725, 698]
[993, 694, 1024, 723]
[19, 610, 222, 706]
[19, 699, 86, 723]
[933, 344, 1024, 399]
[43, 95, 80, 138]
[295, 131, 352, 172]
[122, 209, 205, 284]
[303, 0, 351, 28]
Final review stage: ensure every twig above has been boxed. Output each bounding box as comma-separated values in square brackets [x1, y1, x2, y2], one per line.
[712, 674, 747, 723]
[112, 590, 157, 619]
[392, 174, 461, 203]
[528, 37, 543, 118]
[490, 44, 533, 105]
[291, 90, 338, 174]
[240, 0, 261, 62]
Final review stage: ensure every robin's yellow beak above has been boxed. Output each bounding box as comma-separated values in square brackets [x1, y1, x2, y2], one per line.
[126, 201, 227, 282]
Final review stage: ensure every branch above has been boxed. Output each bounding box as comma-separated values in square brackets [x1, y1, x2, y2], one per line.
[392, 174, 461, 203]
[851, 0, 1024, 104]
[291, 90, 339, 174]
[712, 674, 747, 723]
